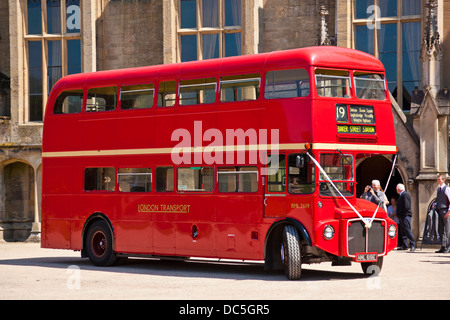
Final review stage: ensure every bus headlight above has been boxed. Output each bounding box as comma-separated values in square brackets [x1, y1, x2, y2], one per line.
[323, 225, 335, 240]
[388, 224, 397, 239]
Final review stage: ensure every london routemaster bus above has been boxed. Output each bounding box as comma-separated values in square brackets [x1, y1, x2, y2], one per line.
[42, 46, 398, 279]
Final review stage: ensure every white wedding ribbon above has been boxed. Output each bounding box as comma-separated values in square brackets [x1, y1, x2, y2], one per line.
[307, 152, 398, 229]
[306, 153, 371, 228]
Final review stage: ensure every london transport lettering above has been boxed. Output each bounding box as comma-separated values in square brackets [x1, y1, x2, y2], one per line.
[138, 203, 191, 214]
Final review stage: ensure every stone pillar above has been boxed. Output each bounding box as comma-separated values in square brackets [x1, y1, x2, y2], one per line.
[28, 167, 41, 242]
[415, 0, 446, 241]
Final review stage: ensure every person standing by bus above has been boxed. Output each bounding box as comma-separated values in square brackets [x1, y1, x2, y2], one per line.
[396, 183, 416, 251]
[435, 174, 450, 253]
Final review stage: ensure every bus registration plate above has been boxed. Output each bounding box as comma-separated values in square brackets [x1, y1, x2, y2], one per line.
[355, 253, 378, 262]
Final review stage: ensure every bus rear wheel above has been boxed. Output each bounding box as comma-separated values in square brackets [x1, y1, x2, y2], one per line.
[85, 220, 118, 266]
[281, 225, 302, 280]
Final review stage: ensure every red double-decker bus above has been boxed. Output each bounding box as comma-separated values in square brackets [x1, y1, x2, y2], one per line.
[42, 46, 398, 279]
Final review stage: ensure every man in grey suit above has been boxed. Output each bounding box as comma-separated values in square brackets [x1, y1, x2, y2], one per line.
[435, 174, 450, 253]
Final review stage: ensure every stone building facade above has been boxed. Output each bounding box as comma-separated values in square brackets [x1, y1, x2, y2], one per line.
[0, 0, 449, 242]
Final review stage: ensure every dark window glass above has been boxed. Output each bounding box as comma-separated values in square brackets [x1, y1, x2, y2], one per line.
[29, 41, 43, 121]
[224, 33, 241, 57]
[47, 0, 61, 34]
[48, 40, 62, 93]
[355, 25, 374, 55]
[67, 39, 81, 75]
[202, 0, 219, 27]
[84, 168, 115, 192]
[180, 0, 197, 28]
[379, 0, 397, 17]
[28, 0, 42, 35]
[202, 34, 219, 60]
[224, 0, 241, 26]
[156, 167, 174, 192]
[181, 35, 197, 62]
[355, 0, 373, 19]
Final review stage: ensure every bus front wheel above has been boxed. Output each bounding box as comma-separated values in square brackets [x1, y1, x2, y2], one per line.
[281, 225, 302, 280]
[85, 220, 118, 266]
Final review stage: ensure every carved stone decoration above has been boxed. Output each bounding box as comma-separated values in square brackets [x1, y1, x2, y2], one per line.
[420, 0, 443, 61]
[420, 0, 443, 96]
[317, 5, 336, 46]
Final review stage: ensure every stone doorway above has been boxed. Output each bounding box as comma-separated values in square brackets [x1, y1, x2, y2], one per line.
[356, 155, 404, 204]
[1, 161, 35, 241]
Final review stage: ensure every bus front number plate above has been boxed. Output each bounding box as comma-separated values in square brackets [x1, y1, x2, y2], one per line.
[355, 253, 378, 262]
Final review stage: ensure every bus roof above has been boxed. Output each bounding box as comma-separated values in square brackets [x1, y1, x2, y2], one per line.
[52, 46, 384, 92]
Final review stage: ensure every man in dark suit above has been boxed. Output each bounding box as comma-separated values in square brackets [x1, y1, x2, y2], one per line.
[396, 183, 416, 251]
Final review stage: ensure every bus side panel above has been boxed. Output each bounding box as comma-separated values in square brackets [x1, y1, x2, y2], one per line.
[215, 194, 263, 260]
[174, 194, 216, 257]
[42, 218, 71, 249]
[41, 163, 74, 249]
[114, 194, 153, 254]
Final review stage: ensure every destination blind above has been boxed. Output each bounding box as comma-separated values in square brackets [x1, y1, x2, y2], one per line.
[336, 104, 376, 135]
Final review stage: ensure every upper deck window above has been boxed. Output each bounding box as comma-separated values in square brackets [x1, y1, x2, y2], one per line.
[158, 81, 177, 107]
[120, 84, 154, 109]
[179, 78, 217, 105]
[86, 87, 118, 112]
[220, 73, 260, 102]
[315, 69, 351, 98]
[354, 72, 386, 100]
[265, 68, 310, 99]
[54, 89, 83, 114]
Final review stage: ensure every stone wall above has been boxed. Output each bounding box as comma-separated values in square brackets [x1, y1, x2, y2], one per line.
[97, 0, 164, 70]
[261, 0, 335, 52]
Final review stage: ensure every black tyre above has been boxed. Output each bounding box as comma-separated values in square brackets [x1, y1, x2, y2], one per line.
[281, 225, 302, 280]
[85, 220, 118, 266]
[361, 256, 383, 276]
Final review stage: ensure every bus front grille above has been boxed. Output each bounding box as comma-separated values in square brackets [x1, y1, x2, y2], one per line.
[347, 220, 385, 255]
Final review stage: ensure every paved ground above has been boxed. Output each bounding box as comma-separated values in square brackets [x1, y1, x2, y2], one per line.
[0, 242, 448, 300]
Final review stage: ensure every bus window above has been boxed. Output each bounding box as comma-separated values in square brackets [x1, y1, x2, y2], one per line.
[120, 84, 154, 109]
[315, 69, 351, 98]
[354, 72, 386, 100]
[218, 166, 258, 192]
[177, 167, 213, 192]
[118, 168, 152, 192]
[179, 78, 217, 106]
[220, 73, 260, 102]
[265, 69, 310, 99]
[288, 154, 315, 194]
[84, 167, 115, 192]
[156, 167, 174, 192]
[54, 89, 83, 114]
[267, 154, 286, 192]
[86, 87, 118, 112]
[319, 153, 354, 197]
[157, 81, 177, 107]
